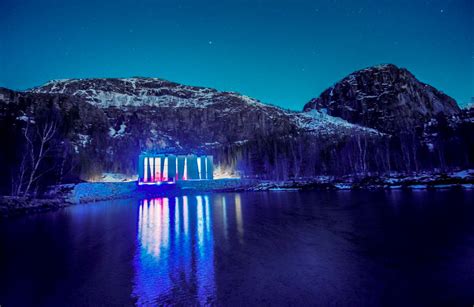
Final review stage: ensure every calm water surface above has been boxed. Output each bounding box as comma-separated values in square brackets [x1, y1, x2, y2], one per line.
[1, 190, 473, 306]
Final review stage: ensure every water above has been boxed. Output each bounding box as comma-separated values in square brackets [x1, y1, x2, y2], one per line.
[0, 190, 473, 306]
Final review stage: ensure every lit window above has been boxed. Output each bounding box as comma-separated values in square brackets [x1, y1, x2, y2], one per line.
[163, 157, 168, 181]
[183, 158, 187, 180]
[144, 157, 148, 182]
[154, 157, 161, 182]
[149, 157, 155, 182]
[197, 157, 202, 179]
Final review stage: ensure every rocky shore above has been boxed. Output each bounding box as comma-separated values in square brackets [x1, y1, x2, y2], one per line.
[248, 170, 474, 191]
[0, 196, 72, 217]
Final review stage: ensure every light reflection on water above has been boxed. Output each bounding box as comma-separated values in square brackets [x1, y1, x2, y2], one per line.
[235, 194, 244, 243]
[1, 191, 474, 306]
[133, 194, 233, 305]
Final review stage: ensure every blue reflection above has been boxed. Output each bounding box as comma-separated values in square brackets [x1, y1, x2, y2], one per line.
[222, 196, 228, 240]
[205, 196, 211, 235]
[132, 195, 215, 305]
[235, 194, 244, 243]
[196, 195, 204, 250]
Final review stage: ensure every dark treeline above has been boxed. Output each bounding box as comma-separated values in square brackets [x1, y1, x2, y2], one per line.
[0, 93, 110, 195]
[214, 113, 474, 180]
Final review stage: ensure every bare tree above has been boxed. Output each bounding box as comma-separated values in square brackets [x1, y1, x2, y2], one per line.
[356, 134, 368, 174]
[13, 121, 57, 196]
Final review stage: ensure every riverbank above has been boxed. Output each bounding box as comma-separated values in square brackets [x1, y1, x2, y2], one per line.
[249, 170, 474, 191]
[0, 179, 255, 217]
[0, 196, 72, 217]
[1, 170, 473, 217]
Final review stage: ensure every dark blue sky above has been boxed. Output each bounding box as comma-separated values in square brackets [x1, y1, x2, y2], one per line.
[0, 0, 472, 109]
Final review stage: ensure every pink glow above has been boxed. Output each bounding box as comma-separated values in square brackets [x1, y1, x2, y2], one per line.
[149, 157, 155, 182]
[144, 157, 149, 183]
[154, 157, 161, 182]
[183, 158, 187, 180]
[163, 157, 168, 181]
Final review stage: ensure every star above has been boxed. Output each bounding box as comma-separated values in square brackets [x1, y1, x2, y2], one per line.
[440, 9, 444, 13]
[208, 41, 213, 45]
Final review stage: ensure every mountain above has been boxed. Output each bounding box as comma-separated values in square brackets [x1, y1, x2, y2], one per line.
[26, 77, 379, 149]
[1, 66, 472, 195]
[303, 64, 461, 134]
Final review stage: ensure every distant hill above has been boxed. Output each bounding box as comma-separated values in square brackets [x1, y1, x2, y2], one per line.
[303, 64, 460, 134]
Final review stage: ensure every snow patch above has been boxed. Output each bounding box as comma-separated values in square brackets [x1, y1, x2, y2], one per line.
[452, 170, 473, 179]
[234, 140, 249, 146]
[90, 173, 138, 183]
[77, 134, 90, 147]
[410, 185, 427, 189]
[426, 143, 434, 152]
[109, 123, 127, 138]
[16, 115, 30, 122]
[334, 183, 352, 190]
[290, 109, 382, 136]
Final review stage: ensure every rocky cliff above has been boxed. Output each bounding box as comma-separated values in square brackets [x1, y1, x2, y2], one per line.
[303, 64, 460, 134]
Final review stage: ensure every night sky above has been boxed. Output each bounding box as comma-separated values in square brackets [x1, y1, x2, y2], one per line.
[0, 0, 472, 109]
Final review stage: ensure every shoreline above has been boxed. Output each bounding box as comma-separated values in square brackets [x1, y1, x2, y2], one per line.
[1, 170, 473, 217]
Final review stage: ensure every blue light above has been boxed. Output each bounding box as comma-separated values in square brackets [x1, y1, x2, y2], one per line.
[133, 195, 216, 304]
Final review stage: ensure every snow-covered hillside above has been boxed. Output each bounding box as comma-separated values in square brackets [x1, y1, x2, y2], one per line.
[29, 78, 278, 110]
[290, 109, 382, 136]
[29, 78, 225, 108]
[28, 77, 379, 138]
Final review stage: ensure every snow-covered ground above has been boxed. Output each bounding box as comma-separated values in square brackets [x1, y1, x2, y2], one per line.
[88, 173, 138, 183]
[213, 165, 241, 179]
[289, 109, 382, 136]
[71, 182, 138, 203]
[248, 169, 474, 191]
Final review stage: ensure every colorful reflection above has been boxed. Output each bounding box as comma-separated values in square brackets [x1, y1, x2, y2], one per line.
[132, 195, 216, 305]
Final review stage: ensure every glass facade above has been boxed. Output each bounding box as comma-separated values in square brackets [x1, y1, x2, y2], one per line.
[139, 154, 214, 185]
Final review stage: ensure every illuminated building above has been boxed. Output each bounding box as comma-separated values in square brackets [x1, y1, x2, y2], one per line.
[138, 154, 213, 185]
